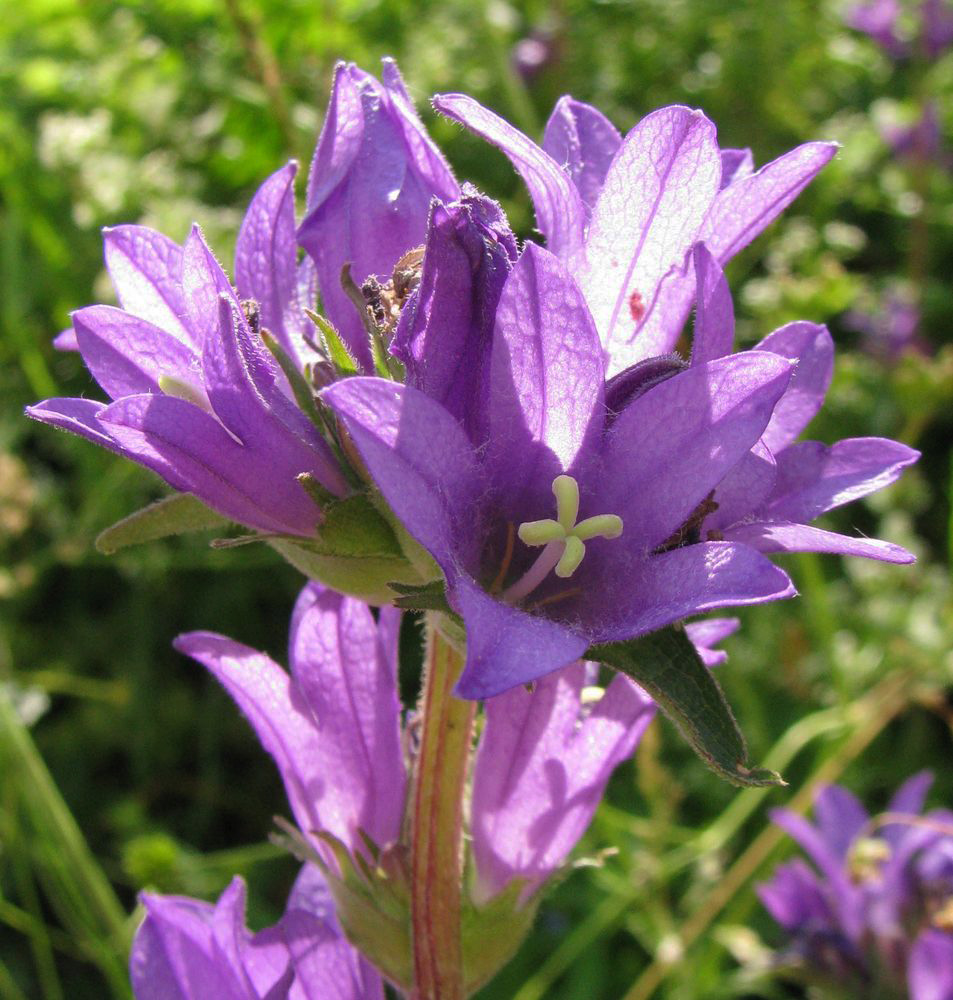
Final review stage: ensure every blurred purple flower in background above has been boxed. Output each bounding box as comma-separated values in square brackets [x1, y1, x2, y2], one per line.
[847, 0, 909, 57]
[881, 101, 948, 167]
[760, 774, 953, 999]
[844, 289, 930, 359]
[846, 0, 953, 59]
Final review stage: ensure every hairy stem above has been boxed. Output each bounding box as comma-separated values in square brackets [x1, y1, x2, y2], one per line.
[410, 620, 476, 1000]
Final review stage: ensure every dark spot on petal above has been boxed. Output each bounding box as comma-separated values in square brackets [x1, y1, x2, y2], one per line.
[629, 291, 646, 323]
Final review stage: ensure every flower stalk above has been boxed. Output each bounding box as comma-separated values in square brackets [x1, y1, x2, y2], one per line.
[410, 618, 477, 999]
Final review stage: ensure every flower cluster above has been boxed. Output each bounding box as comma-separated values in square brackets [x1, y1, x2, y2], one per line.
[760, 775, 953, 999]
[28, 55, 925, 997]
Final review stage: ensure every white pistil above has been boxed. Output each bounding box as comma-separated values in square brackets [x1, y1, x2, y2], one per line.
[501, 474, 623, 603]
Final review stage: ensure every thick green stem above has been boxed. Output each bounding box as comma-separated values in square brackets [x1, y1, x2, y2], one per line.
[410, 621, 476, 1000]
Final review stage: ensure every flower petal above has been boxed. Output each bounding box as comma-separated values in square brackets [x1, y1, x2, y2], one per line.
[755, 321, 834, 452]
[235, 161, 310, 368]
[723, 520, 915, 564]
[287, 584, 406, 849]
[690, 243, 735, 365]
[433, 92, 586, 261]
[72, 304, 199, 400]
[719, 148, 754, 188]
[53, 327, 79, 351]
[199, 289, 346, 497]
[25, 396, 119, 453]
[814, 785, 869, 860]
[103, 225, 192, 347]
[601, 351, 793, 550]
[391, 194, 516, 444]
[321, 377, 481, 574]
[637, 141, 838, 359]
[702, 141, 838, 262]
[486, 242, 606, 520]
[582, 105, 721, 375]
[131, 880, 257, 1000]
[587, 541, 795, 642]
[908, 929, 953, 1000]
[765, 438, 920, 523]
[471, 662, 654, 899]
[99, 393, 319, 535]
[541, 96, 621, 212]
[769, 808, 862, 937]
[453, 575, 589, 699]
[708, 441, 777, 531]
[757, 859, 833, 931]
[684, 617, 739, 667]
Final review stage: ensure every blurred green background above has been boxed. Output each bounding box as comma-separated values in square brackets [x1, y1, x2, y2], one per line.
[1, 0, 952, 997]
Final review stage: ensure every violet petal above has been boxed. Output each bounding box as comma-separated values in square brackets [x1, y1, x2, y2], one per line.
[452, 575, 589, 699]
[433, 92, 586, 261]
[485, 242, 605, 520]
[541, 96, 622, 212]
[600, 351, 793, 550]
[765, 438, 921, 524]
[582, 105, 721, 375]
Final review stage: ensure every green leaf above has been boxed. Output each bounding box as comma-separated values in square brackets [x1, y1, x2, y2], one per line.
[95, 493, 227, 554]
[588, 626, 785, 788]
[260, 328, 323, 425]
[306, 308, 358, 375]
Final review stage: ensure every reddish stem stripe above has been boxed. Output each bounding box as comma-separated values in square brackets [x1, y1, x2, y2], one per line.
[410, 626, 476, 1000]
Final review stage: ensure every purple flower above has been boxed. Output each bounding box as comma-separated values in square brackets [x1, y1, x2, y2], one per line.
[846, 0, 908, 57]
[130, 867, 383, 999]
[176, 583, 407, 864]
[390, 189, 519, 442]
[471, 660, 655, 902]
[759, 774, 953, 999]
[846, 0, 953, 59]
[298, 59, 459, 373]
[844, 290, 929, 360]
[322, 241, 799, 698]
[923, 0, 953, 56]
[882, 101, 946, 165]
[433, 93, 836, 374]
[28, 164, 346, 536]
[178, 580, 667, 897]
[687, 245, 919, 566]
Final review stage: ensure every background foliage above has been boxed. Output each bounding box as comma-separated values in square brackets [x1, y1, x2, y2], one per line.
[1, 1, 951, 997]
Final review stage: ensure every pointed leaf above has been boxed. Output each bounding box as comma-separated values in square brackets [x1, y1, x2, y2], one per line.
[96, 494, 227, 554]
[306, 308, 359, 375]
[588, 626, 784, 787]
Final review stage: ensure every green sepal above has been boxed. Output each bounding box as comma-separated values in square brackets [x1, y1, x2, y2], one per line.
[95, 493, 227, 554]
[260, 329, 323, 425]
[588, 626, 785, 788]
[314, 831, 414, 992]
[270, 493, 425, 604]
[305, 308, 358, 376]
[462, 879, 540, 993]
[388, 580, 453, 613]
